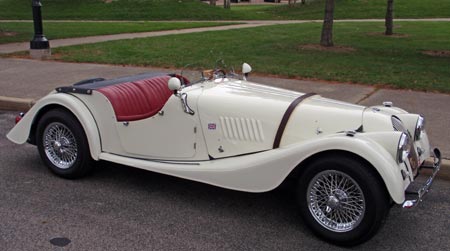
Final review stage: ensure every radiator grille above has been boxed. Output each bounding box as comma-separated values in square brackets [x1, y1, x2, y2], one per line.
[392, 116, 407, 133]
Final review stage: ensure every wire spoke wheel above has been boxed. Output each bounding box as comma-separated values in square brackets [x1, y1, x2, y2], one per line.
[307, 170, 365, 233]
[37, 109, 93, 179]
[43, 122, 78, 169]
[298, 155, 390, 246]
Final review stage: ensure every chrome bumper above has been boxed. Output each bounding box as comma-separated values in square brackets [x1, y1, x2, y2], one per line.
[402, 148, 441, 209]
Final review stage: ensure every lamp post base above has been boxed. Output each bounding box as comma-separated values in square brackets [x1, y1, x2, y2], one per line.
[30, 38, 49, 50]
[30, 48, 51, 59]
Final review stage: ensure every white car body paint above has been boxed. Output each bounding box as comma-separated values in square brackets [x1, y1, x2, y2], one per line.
[7, 77, 432, 205]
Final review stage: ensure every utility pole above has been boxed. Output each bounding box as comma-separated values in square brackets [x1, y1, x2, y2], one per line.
[30, 0, 51, 59]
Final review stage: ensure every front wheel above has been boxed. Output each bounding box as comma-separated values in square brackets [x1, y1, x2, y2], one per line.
[297, 154, 390, 246]
[36, 108, 93, 179]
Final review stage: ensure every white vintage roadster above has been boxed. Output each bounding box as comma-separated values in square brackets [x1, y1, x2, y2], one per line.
[7, 63, 440, 246]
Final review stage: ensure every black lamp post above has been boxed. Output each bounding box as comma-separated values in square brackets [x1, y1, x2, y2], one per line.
[30, 0, 49, 50]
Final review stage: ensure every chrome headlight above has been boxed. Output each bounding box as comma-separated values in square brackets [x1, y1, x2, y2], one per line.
[414, 115, 425, 141]
[397, 133, 411, 163]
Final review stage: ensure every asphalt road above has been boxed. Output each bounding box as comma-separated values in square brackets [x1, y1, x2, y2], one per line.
[1, 111, 449, 251]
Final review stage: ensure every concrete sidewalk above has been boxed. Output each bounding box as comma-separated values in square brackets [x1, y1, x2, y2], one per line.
[0, 23, 267, 54]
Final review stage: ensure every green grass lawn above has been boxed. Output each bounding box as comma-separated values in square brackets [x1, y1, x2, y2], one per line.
[0, 21, 237, 44]
[0, 0, 449, 20]
[45, 22, 450, 93]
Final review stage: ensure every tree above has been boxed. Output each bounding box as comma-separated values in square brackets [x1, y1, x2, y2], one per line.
[385, 0, 394, 35]
[320, 0, 335, 47]
[224, 0, 230, 9]
[288, 0, 297, 7]
[210, 0, 216, 6]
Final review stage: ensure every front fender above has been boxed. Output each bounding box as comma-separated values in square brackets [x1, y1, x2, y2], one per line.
[7, 92, 101, 160]
[287, 132, 407, 203]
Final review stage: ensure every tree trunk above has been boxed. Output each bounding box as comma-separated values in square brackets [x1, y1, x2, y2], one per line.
[210, 0, 216, 6]
[385, 0, 394, 35]
[224, 0, 230, 9]
[320, 0, 335, 47]
[301, 0, 306, 4]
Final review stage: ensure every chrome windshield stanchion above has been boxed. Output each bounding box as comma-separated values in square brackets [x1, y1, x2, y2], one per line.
[167, 76, 195, 116]
[180, 93, 195, 115]
[402, 148, 441, 209]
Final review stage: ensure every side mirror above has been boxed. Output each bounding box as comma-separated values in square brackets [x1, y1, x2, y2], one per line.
[168, 77, 181, 94]
[242, 63, 252, 80]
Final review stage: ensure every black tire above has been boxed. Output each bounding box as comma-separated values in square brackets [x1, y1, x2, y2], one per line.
[297, 154, 390, 246]
[36, 108, 94, 179]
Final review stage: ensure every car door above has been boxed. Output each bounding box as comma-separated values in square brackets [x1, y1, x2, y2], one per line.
[115, 88, 206, 160]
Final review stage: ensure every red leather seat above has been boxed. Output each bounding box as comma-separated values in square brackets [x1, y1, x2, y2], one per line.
[97, 76, 173, 122]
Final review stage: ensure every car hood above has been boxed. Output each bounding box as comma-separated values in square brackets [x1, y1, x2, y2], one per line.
[196, 79, 365, 157]
[280, 91, 365, 146]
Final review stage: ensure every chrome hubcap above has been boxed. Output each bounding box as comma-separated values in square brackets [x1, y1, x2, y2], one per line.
[43, 122, 77, 169]
[307, 170, 365, 232]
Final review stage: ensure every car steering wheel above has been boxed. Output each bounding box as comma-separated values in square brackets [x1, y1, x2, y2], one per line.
[213, 69, 226, 79]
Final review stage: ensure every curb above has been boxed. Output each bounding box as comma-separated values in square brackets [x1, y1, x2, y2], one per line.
[0, 95, 449, 181]
[0, 96, 35, 112]
[420, 159, 450, 182]
[433, 159, 450, 182]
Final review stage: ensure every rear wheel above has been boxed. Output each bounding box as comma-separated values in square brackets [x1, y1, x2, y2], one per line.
[36, 109, 93, 179]
[297, 154, 389, 246]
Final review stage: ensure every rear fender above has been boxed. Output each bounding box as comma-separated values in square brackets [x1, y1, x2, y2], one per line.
[7, 92, 101, 160]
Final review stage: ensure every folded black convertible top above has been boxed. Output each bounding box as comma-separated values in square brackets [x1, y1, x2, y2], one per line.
[55, 72, 168, 94]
